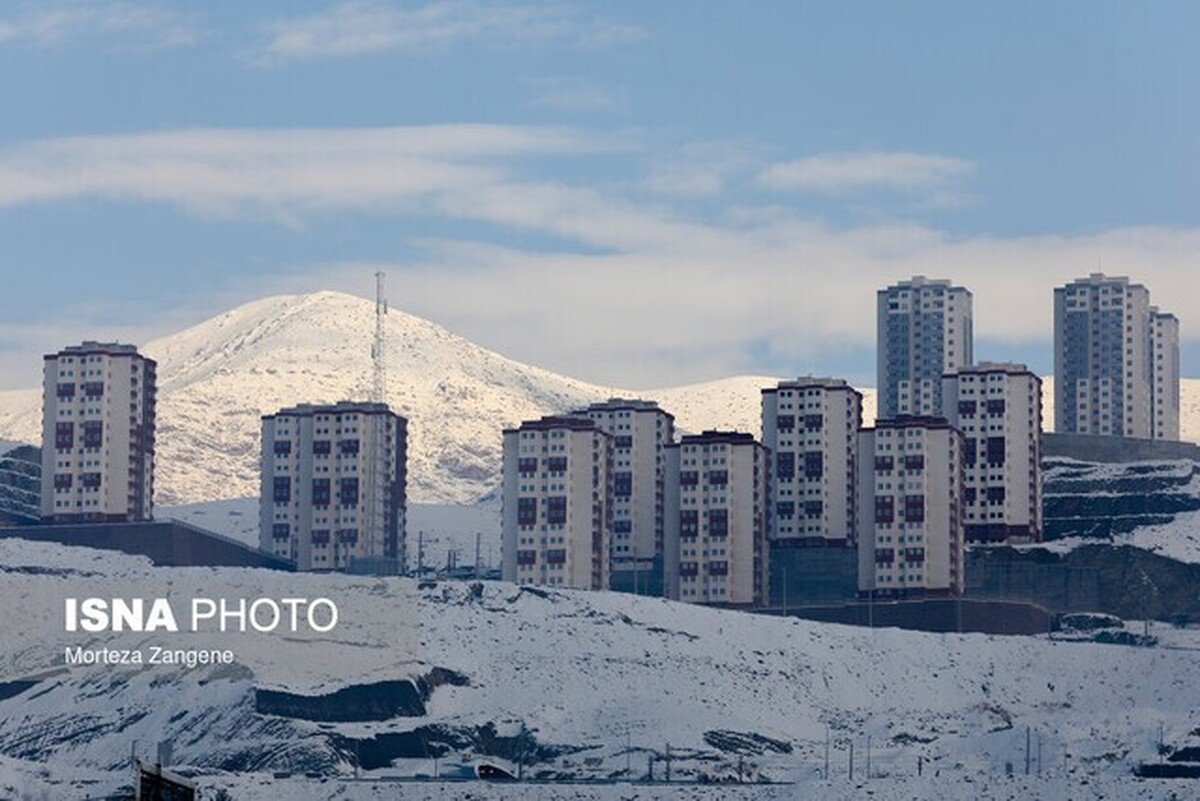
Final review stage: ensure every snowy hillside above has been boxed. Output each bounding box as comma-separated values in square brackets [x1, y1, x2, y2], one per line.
[2, 537, 1199, 799]
[1, 291, 1197, 507]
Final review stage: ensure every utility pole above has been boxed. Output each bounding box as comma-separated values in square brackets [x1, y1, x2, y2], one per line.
[824, 727, 830, 780]
[1025, 726, 1031, 775]
[782, 567, 788, 616]
[626, 728, 631, 776]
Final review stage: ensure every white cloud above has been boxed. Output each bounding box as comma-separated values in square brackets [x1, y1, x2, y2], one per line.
[0, 125, 628, 223]
[758, 151, 974, 194]
[254, 0, 644, 65]
[528, 77, 628, 114]
[1, 125, 1198, 390]
[0, 1, 200, 50]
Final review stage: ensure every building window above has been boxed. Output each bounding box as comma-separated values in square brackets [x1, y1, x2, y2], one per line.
[338, 477, 359, 506]
[54, 473, 73, 489]
[517, 549, 537, 566]
[311, 529, 330, 545]
[958, 400, 976, 416]
[82, 420, 103, 448]
[56, 382, 76, 399]
[614, 519, 632, 534]
[546, 456, 568, 472]
[614, 435, 633, 449]
[273, 475, 291, 503]
[776, 414, 795, 430]
[680, 470, 699, 486]
[680, 509, 699, 537]
[804, 451, 823, 479]
[518, 457, 538, 475]
[517, 497, 537, 526]
[312, 478, 331, 506]
[272, 523, 290, 540]
[547, 496, 568, 524]
[987, 486, 1006, 504]
[708, 508, 729, 537]
[339, 439, 360, 455]
[708, 470, 728, 486]
[804, 500, 824, 518]
[776, 501, 795, 519]
[55, 422, 74, 450]
[614, 472, 632, 497]
[776, 451, 795, 480]
[546, 549, 567, 564]
[274, 440, 292, 456]
[903, 454, 925, 471]
[875, 455, 893, 472]
[804, 414, 824, 431]
[986, 437, 1005, 466]
[986, 399, 1006, 416]
[313, 440, 331, 455]
[904, 495, 925, 523]
[82, 473, 102, 488]
[83, 381, 104, 398]
[875, 495, 894, 524]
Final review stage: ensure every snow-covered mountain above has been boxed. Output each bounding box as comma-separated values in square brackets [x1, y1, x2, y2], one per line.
[2, 536, 1199, 799]
[0, 291, 1197, 506]
[0, 292, 861, 506]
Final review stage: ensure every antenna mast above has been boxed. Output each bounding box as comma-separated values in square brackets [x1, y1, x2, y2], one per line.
[371, 270, 388, 403]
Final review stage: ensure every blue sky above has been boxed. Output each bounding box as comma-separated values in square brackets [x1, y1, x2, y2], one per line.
[1, 0, 1198, 390]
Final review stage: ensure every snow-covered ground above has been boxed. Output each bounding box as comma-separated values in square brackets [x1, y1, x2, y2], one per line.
[1, 536, 1198, 799]
[1040, 459, 1200, 564]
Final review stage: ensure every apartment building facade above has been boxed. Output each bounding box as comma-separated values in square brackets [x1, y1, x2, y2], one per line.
[1150, 308, 1181, 441]
[501, 416, 611, 590]
[943, 363, 1042, 544]
[260, 401, 407, 572]
[1052, 273, 1179, 440]
[856, 417, 964, 597]
[41, 342, 157, 523]
[877, 276, 973, 418]
[664, 431, 769, 607]
[574, 398, 675, 595]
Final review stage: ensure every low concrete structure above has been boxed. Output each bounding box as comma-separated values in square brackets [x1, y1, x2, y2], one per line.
[1042, 432, 1200, 463]
[0, 519, 294, 570]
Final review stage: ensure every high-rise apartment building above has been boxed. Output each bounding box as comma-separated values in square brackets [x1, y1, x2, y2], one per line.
[501, 416, 611, 590]
[877, 276, 973, 418]
[664, 431, 769, 607]
[260, 401, 407, 572]
[761, 378, 862, 605]
[574, 399, 674, 596]
[943, 363, 1042, 544]
[41, 342, 156, 523]
[761, 377, 862, 545]
[1150, 308, 1181, 441]
[856, 417, 964, 597]
[1053, 273, 1180, 441]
